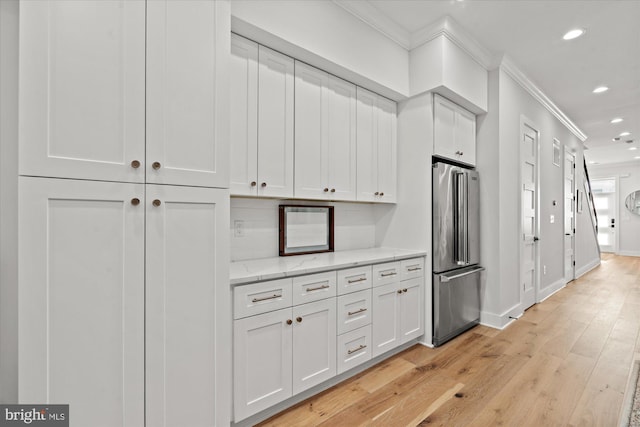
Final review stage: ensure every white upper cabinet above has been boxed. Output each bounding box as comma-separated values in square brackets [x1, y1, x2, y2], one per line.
[19, 0, 146, 183]
[356, 88, 397, 203]
[146, 0, 229, 188]
[20, 0, 229, 188]
[230, 34, 259, 195]
[295, 62, 356, 201]
[257, 46, 295, 198]
[433, 94, 476, 166]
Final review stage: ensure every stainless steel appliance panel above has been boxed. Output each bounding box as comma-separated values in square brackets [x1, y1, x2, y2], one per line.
[433, 266, 483, 346]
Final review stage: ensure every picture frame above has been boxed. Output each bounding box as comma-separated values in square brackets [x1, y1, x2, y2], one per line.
[553, 139, 561, 167]
[279, 205, 334, 256]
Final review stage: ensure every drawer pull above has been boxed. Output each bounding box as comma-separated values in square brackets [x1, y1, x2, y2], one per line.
[251, 294, 282, 303]
[407, 267, 422, 272]
[347, 308, 367, 316]
[347, 277, 367, 284]
[347, 344, 367, 355]
[306, 284, 330, 292]
[380, 272, 397, 277]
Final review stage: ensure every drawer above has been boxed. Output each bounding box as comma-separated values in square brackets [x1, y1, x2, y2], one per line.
[337, 325, 372, 375]
[337, 266, 372, 295]
[372, 261, 400, 287]
[401, 258, 425, 280]
[233, 278, 292, 319]
[292, 271, 337, 306]
[337, 289, 371, 335]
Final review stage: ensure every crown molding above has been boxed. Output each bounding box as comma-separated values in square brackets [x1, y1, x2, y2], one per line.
[500, 55, 588, 142]
[332, 0, 411, 49]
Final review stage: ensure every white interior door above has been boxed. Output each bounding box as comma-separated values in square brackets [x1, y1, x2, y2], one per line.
[592, 178, 618, 253]
[564, 150, 575, 283]
[521, 123, 539, 310]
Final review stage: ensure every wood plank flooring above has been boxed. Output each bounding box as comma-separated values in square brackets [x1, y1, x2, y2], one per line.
[257, 254, 640, 426]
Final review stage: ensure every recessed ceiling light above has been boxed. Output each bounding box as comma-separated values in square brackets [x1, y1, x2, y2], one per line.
[610, 118, 623, 124]
[635, 156, 640, 160]
[593, 86, 609, 94]
[630, 147, 638, 151]
[563, 29, 585, 40]
[620, 132, 631, 137]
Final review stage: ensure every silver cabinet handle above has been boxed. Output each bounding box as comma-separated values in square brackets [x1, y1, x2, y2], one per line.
[251, 294, 282, 303]
[347, 344, 367, 355]
[407, 267, 422, 272]
[440, 267, 485, 282]
[380, 272, 397, 277]
[347, 277, 366, 284]
[306, 284, 330, 292]
[347, 308, 367, 316]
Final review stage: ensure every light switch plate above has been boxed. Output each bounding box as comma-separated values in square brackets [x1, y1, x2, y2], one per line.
[550, 215, 555, 223]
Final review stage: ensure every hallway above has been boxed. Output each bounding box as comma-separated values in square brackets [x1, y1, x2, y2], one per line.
[258, 254, 640, 426]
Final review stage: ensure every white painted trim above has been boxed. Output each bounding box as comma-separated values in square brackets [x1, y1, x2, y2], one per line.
[538, 278, 566, 303]
[480, 303, 522, 330]
[501, 56, 588, 142]
[617, 251, 640, 257]
[575, 257, 601, 278]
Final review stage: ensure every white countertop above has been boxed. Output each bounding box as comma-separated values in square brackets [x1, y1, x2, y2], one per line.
[230, 247, 427, 285]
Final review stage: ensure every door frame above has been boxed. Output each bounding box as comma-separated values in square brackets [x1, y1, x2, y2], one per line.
[519, 116, 540, 309]
[564, 147, 576, 283]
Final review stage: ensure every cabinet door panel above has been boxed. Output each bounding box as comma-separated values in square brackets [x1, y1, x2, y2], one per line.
[356, 88, 378, 202]
[147, 0, 229, 188]
[337, 325, 372, 375]
[146, 185, 229, 427]
[372, 283, 401, 357]
[400, 278, 424, 343]
[258, 46, 294, 198]
[292, 299, 337, 394]
[376, 97, 397, 203]
[294, 61, 329, 200]
[433, 95, 458, 160]
[337, 290, 372, 335]
[19, 1, 145, 183]
[327, 76, 357, 201]
[234, 308, 293, 421]
[456, 107, 477, 165]
[230, 34, 259, 195]
[19, 177, 145, 426]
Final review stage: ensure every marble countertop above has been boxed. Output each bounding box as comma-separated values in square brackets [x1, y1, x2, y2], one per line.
[230, 247, 428, 285]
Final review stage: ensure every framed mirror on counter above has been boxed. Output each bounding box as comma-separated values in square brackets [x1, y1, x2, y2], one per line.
[625, 190, 640, 215]
[279, 205, 334, 256]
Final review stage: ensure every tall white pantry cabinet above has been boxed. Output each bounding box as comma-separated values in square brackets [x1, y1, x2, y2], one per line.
[16, 1, 231, 427]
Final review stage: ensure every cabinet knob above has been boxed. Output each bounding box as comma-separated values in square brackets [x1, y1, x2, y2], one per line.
[261, 182, 267, 188]
[131, 198, 140, 206]
[131, 160, 141, 169]
[296, 316, 302, 323]
[323, 188, 329, 193]
[286, 319, 292, 325]
[397, 289, 402, 294]
[152, 161, 161, 170]
[380, 192, 384, 197]
[402, 288, 408, 293]
[460, 151, 464, 156]
[250, 181, 257, 187]
[374, 192, 380, 196]
[330, 188, 336, 193]
[152, 199, 162, 207]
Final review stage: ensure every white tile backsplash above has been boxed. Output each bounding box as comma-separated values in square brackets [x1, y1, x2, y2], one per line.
[230, 198, 377, 261]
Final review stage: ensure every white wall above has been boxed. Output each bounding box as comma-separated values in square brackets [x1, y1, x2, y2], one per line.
[591, 162, 640, 257]
[230, 0, 409, 100]
[230, 198, 377, 261]
[0, 0, 19, 403]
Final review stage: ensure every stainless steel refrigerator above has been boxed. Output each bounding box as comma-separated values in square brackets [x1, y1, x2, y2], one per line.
[432, 161, 484, 346]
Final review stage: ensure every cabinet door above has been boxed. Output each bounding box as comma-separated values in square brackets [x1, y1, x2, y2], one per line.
[19, 177, 145, 426]
[146, 185, 230, 427]
[356, 87, 378, 202]
[372, 282, 401, 357]
[400, 278, 424, 343]
[258, 46, 294, 198]
[327, 76, 357, 201]
[433, 94, 458, 161]
[294, 61, 329, 200]
[376, 96, 397, 203]
[292, 299, 337, 394]
[456, 107, 477, 165]
[234, 308, 293, 422]
[230, 34, 259, 196]
[147, 0, 229, 188]
[19, 1, 145, 183]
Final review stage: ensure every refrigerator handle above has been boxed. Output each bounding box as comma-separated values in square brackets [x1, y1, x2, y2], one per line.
[455, 172, 466, 266]
[463, 172, 469, 264]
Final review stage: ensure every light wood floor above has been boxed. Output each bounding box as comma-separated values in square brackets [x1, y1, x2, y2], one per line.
[258, 254, 640, 426]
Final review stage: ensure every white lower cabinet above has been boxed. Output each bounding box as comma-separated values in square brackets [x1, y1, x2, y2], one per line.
[337, 325, 372, 374]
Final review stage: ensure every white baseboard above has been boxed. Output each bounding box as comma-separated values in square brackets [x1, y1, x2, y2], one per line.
[538, 278, 566, 302]
[480, 303, 522, 330]
[617, 250, 640, 257]
[576, 257, 601, 279]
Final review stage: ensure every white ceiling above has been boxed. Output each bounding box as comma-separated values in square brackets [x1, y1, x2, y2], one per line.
[339, 0, 640, 166]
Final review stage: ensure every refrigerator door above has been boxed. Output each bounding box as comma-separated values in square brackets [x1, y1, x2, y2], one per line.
[433, 266, 484, 346]
[432, 162, 479, 272]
